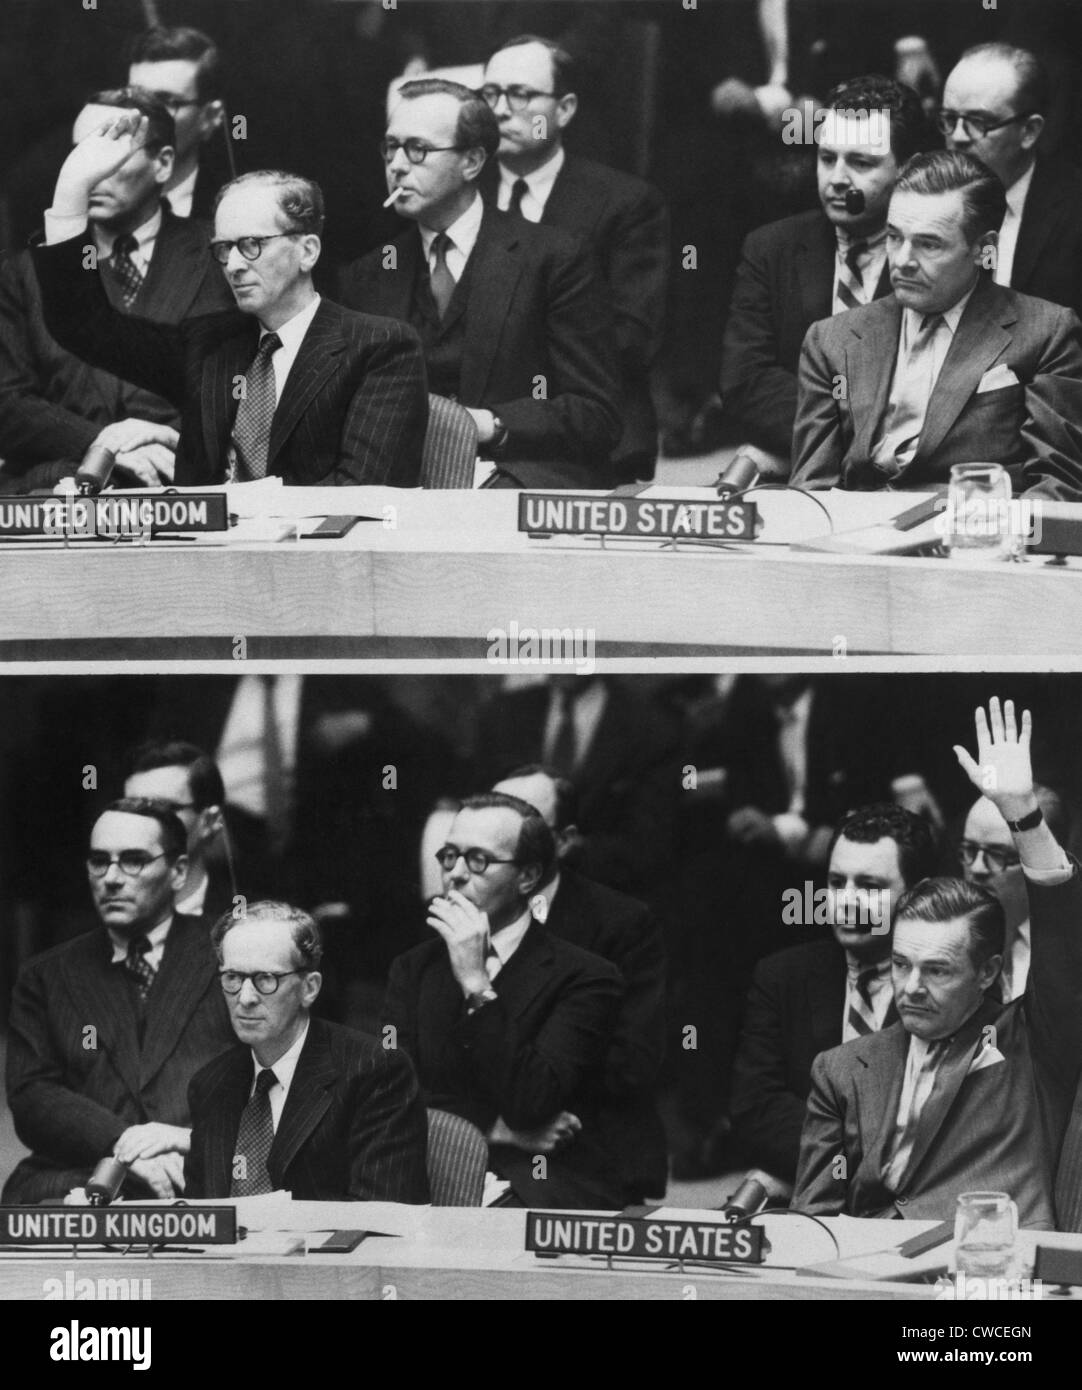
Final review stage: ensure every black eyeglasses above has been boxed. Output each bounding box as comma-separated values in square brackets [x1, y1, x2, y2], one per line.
[209, 232, 302, 264]
[219, 969, 304, 996]
[936, 109, 1036, 140]
[479, 84, 556, 112]
[435, 844, 519, 874]
[379, 138, 464, 165]
[87, 850, 169, 878]
[958, 840, 1021, 873]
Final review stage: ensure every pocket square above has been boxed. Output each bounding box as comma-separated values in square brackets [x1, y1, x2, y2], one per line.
[977, 365, 1020, 393]
[968, 1044, 1006, 1073]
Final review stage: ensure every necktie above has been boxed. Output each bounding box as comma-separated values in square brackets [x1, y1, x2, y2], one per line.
[508, 178, 529, 217]
[844, 967, 879, 1040]
[834, 239, 869, 313]
[884, 1037, 949, 1191]
[124, 934, 156, 1002]
[429, 232, 455, 320]
[109, 233, 144, 310]
[232, 332, 282, 480]
[230, 1068, 277, 1196]
[484, 942, 502, 982]
[871, 313, 945, 476]
[549, 687, 577, 775]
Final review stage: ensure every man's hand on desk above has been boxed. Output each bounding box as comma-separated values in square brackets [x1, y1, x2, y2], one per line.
[113, 443, 176, 487]
[92, 419, 180, 458]
[114, 1121, 191, 1164]
[489, 1111, 582, 1154]
[128, 1154, 185, 1200]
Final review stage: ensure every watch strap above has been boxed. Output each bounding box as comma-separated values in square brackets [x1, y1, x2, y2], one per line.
[1006, 806, 1043, 832]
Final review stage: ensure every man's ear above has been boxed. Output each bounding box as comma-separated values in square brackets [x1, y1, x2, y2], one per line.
[978, 952, 1003, 994]
[1019, 112, 1045, 152]
[517, 859, 543, 898]
[170, 852, 189, 891]
[462, 146, 489, 183]
[198, 99, 226, 141]
[153, 145, 176, 187]
[554, 92, 578, 132]
[975, 229, 997, 271]
[301, 970, 322, 1007]
[299, 234, 322, 272]
[554, 822, 579, 860]
[194, 805, 224, 849]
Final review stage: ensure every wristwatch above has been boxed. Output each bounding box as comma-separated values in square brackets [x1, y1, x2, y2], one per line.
[466, 985, 498, 1014]
[1006, 806, 1043, 832]
[489, 414, 509, 455]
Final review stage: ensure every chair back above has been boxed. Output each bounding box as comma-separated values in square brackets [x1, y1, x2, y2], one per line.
[426, 1108, 488, 1206]
[421, 394, 479, 488]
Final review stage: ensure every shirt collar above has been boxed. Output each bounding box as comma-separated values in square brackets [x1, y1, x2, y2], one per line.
[902, 278, 978, 343]
[96, 205, 163, 261]
[1005, 162, 1036, 219]
[260, 292, 321, 346]
[835, 224, 888, 255]
[488, 905, 533, 965]
[251, 1016, 310, 1091]
[165, 164, 199, 216]
[108, 913, 172, 964]
[175, 875, 208, 918]
[845, 953, 891, 981]
[419, 192, 484, 262]
[498, 144, 565, 205]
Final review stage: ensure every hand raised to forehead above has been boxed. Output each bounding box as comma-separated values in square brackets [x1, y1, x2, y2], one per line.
[57, 112, 150, 202]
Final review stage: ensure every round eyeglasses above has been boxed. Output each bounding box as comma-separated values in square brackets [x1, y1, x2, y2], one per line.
[87, 851, 169, 878]
[209, 232, 302, 264]
[434, 845, 519, 874]
[219, 970, 305, 996]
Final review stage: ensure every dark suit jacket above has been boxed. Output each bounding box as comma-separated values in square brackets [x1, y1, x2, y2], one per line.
[545, 869, 667, 1198]
[1012, 156, 1082, 319]
[383, 921, 625, 1208]
[473, 680, 681, 898]
[30, 234, 428, 486]
[2, 914, 234, 1204]
[486, 155, 668, 470]
[791, 276, 1082, 500]
[0, 210, 232, 483]
[730, 940, 898, 1183]
[720, 209, 892, 459]
[185, 1016, 429, 1203]
[793, 870, 1082, 1228]
[337, 205, 621, 487]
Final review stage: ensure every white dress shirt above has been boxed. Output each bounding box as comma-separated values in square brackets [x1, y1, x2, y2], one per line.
[419, 193, 485, 284]
[485, 906, 534, 981]
[529, 870, 561, 924]
[1002, 918, 1030, 1001]
[109, 914, 172, 972]
[993, 162, 1036, 289]
[45, 205, 162, 274]
[258, 294, 322, 402]
[841, 954, 893, 1041]
[496, 145, 566, 222]
[246, 1018, 310, 1132]
[895, 280, 976, 388]
[176, 876, 209, 920]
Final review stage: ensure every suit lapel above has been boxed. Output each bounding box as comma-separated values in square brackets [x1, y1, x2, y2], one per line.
[854, 1023, 910, 1175]
[362, 231, 420, 321]
[204, 322, 258, 472]
[460, 210, 525, 404]
[204, 1049, 253, 1196]
[60, 934, 143, 1102]
[139, 916, 216, 1089]
[491, 921, 556, 1017]
[140, 212, 206, 322]
[914, 280, 1014, 464]
[1010, 158, 1058, 293]
[847, 298, 904, 461]
[268, 1021, 336, 1181]
[267, 301, 347, 466]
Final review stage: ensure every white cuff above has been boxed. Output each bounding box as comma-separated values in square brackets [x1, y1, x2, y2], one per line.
[1022, 859, 1072, 886]
[44, 209, 89, 245]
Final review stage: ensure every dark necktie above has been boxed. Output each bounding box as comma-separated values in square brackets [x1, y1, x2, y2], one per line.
[124, 934, 156, 1002]
[549, 687, 578, 775]
[230, 1068, 277, 1196]
[232, 332, 282, 480]
[109, 232, 144, 310]
[508, 178, 529, 217]
[429, 232, 455, 320]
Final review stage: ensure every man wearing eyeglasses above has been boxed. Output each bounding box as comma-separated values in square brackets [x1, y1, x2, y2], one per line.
[958, 784, 1070, 1002]
[338, 78, 621, 488]
[2, 798, 234, 1205]
[383, 793, 626, 1208]
[0, 88, 233, 494]
[184, 902, 428, 1203]
[479, 36, 668, 484]
[128, 25, 228, 222]
[31, 113, 428, 487]
[940, 43, 1082, 319]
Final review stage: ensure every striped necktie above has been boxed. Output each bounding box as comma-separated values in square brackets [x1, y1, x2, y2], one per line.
[109, 232, 144, 310]
[844, 967, 879, 1040]
[124, 934, 156, 1002]
[232, 332, 282, 480]
[230, 1068, 277, 1196]
[834, 238, 870, 313]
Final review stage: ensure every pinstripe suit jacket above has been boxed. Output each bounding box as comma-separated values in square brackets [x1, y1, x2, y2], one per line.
[2, 914, 234, 1204]
[30, 234, 428, 486]
[185, 1017, 430, 1203]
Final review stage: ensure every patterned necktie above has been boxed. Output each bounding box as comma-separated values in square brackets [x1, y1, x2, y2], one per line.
[871, 313, 946, 476]
[232, 332, 282, 481]
[109, 232, 144, 310]
[124, 934, 156, 1002]
[230, 1068, 277, 1196]
[429, 232, 456, 320]
[508, 178, 529, 217]
[844, 967, 879, 1041]
[834, 239, 869, 313]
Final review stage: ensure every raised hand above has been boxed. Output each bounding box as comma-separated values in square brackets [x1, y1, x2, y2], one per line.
[953, 697, 1035, 821]
[52, 112, 149, 217]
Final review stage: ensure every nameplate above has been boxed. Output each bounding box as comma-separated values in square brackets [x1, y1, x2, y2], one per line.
[524, 1211, 765, 1264]
[518, 493, 757, 541]
[0, 1205, 237, 1246]
[0, 493, 228, 539]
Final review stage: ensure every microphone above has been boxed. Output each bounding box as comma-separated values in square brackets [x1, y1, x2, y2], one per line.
[85, 1156, 128, 1206]
[844, 188, 866, 216]
[75, 443, 116, 496]
[715, 447, 760, 497]
[719, 1175, 768, 1221]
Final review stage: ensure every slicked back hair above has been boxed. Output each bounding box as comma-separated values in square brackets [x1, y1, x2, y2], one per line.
[457, 791, 556, 884]
[489, 34, 577, 97]
[827, 73, 931, 165]
[396, 78, 500, 161]
[894, 149, 1007, 242]
[84, 87, 175, 155]
[98, 797, 187, 862]
[126, 739, 225, 812]
[829, 803, 938, 888]
[128, 25, 223, 102]
[957, 42, 1049, 118]
[213, 170, 325, 236]
[211, 901, 323, 971]
[893, 876, 1005, 965]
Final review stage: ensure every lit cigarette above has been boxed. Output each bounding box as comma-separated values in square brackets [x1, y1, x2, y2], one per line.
[383, 187, 406, 208]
